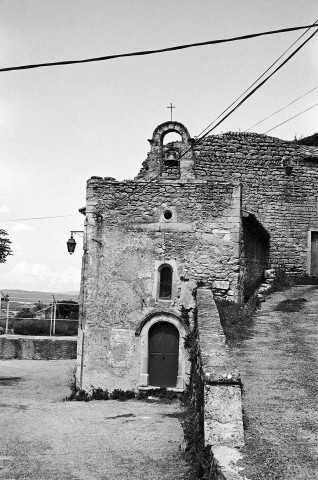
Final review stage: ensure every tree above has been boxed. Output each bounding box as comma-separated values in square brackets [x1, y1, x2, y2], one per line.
[0, 229, 12, 263]
[15, 307, 36, 319]
[56, 300, 79, 320]
[295, 132, 318, 146]
[33, 301, 47, 312]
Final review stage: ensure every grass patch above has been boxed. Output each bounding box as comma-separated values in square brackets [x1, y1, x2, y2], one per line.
[267, 269, 318, 294]
[274, 298, 307, 312]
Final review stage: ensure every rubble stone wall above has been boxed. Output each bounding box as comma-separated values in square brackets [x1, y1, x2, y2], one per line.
[194, 133, 318, 275]
[78, 175, 242, 390]
[0, 335, 77, 360]
[184, 288, 244, 479]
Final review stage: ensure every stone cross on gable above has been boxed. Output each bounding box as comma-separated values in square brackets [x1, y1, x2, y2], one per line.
[167, 103, 175, 121]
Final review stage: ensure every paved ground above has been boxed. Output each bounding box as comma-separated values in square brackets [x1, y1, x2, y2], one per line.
[0, 360, 189, 480]
[230, 285, 318, 480]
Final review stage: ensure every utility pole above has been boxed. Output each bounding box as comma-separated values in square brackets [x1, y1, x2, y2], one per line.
[52, 294, 57, 335]
[50, 301, 53, 336]
[5, 298, 9, 334]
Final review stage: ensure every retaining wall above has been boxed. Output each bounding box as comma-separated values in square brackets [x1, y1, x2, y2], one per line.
[0, 335, 77, 360]
[195, 288, 245, 479]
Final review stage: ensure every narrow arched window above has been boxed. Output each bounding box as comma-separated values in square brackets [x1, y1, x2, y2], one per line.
[159, 266, 173, 299]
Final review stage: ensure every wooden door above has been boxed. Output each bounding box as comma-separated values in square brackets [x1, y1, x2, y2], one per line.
[148, 322, 179, 387]
[311, 232, 318, 275]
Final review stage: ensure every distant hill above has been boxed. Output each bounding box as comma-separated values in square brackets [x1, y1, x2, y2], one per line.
[296, 133, 318, 146]
[0, 289, 79, 311]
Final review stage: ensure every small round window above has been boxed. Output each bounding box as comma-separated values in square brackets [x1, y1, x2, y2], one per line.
[163, 210, 173, 221]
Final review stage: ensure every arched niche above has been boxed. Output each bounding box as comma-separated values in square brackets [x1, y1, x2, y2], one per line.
[136, 312, 189, 390]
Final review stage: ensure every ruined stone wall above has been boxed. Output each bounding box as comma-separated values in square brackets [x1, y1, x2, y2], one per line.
[78, 176, 242, 390]
[194, 133, 318, 275]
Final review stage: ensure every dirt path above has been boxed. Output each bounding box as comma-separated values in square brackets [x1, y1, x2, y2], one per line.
[0, 360, 189, 479]
[230, 285, 318, 480]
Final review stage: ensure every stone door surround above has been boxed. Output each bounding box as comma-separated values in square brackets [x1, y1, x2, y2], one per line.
[137, 312, 188, 390]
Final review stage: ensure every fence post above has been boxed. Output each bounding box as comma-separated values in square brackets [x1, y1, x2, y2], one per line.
[53, 301, 57, 335]
[50, 303, 53, 337]
[5, 299, 9, 334]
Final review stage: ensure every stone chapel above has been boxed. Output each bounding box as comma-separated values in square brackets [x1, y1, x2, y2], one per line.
[76, 121, 318, 392]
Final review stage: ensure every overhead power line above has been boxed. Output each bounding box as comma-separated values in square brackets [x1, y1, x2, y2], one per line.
[264, 103, 318, 134]
[245, 86, 318, 131]
[196, 20, 318, 139]
[1, 214, 80, 222]
[0, 25, 317, 73]
[191, 26, 318, 145]
[173, 22, 318, 162]
[112, 22, 318, 208]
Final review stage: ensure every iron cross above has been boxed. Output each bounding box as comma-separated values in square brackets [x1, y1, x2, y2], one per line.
[167, 103, 175, 121]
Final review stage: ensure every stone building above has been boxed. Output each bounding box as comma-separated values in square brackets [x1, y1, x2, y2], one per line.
[76, 121, 318, 392]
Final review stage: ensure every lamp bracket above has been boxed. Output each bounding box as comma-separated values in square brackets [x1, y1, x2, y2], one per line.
[70, 230, 84, 237]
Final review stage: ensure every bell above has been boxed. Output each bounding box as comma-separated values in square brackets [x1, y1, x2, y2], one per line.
[166, 150, 177, 162]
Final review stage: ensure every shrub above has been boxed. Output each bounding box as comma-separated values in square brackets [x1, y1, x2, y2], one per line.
[91, 387, 109, 400]
[109, 389, 135, 401]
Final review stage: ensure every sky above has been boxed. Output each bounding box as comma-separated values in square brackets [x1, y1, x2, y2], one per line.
[0, 0, 317, 293]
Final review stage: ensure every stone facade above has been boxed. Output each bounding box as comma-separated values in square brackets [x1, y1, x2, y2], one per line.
[194, 133, 318, 276]
[77, 121, 318, 392]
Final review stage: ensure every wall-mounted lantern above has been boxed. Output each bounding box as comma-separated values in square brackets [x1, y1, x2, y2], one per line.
[67, 231, 84, 255]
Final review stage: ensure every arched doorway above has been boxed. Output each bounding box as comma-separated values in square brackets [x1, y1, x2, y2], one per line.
[148, 322, 179, 387]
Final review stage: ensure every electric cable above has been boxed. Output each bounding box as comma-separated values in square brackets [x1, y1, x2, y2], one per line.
[245, 86, 318, 131]
[109, 24, 318, 208]
[178, 25, 318, 159]
[0, 25, 317, 73]
[195, 19, 318, 139]
[1, 214, 80, 222]
[263, 103, 318, 134]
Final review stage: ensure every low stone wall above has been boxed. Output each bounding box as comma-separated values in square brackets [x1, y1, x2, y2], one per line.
[0, 335, 77, 360]
[196, 289, 245, 479]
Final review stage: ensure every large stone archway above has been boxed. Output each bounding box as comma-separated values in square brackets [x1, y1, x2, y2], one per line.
[137, 313, 188, 390]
